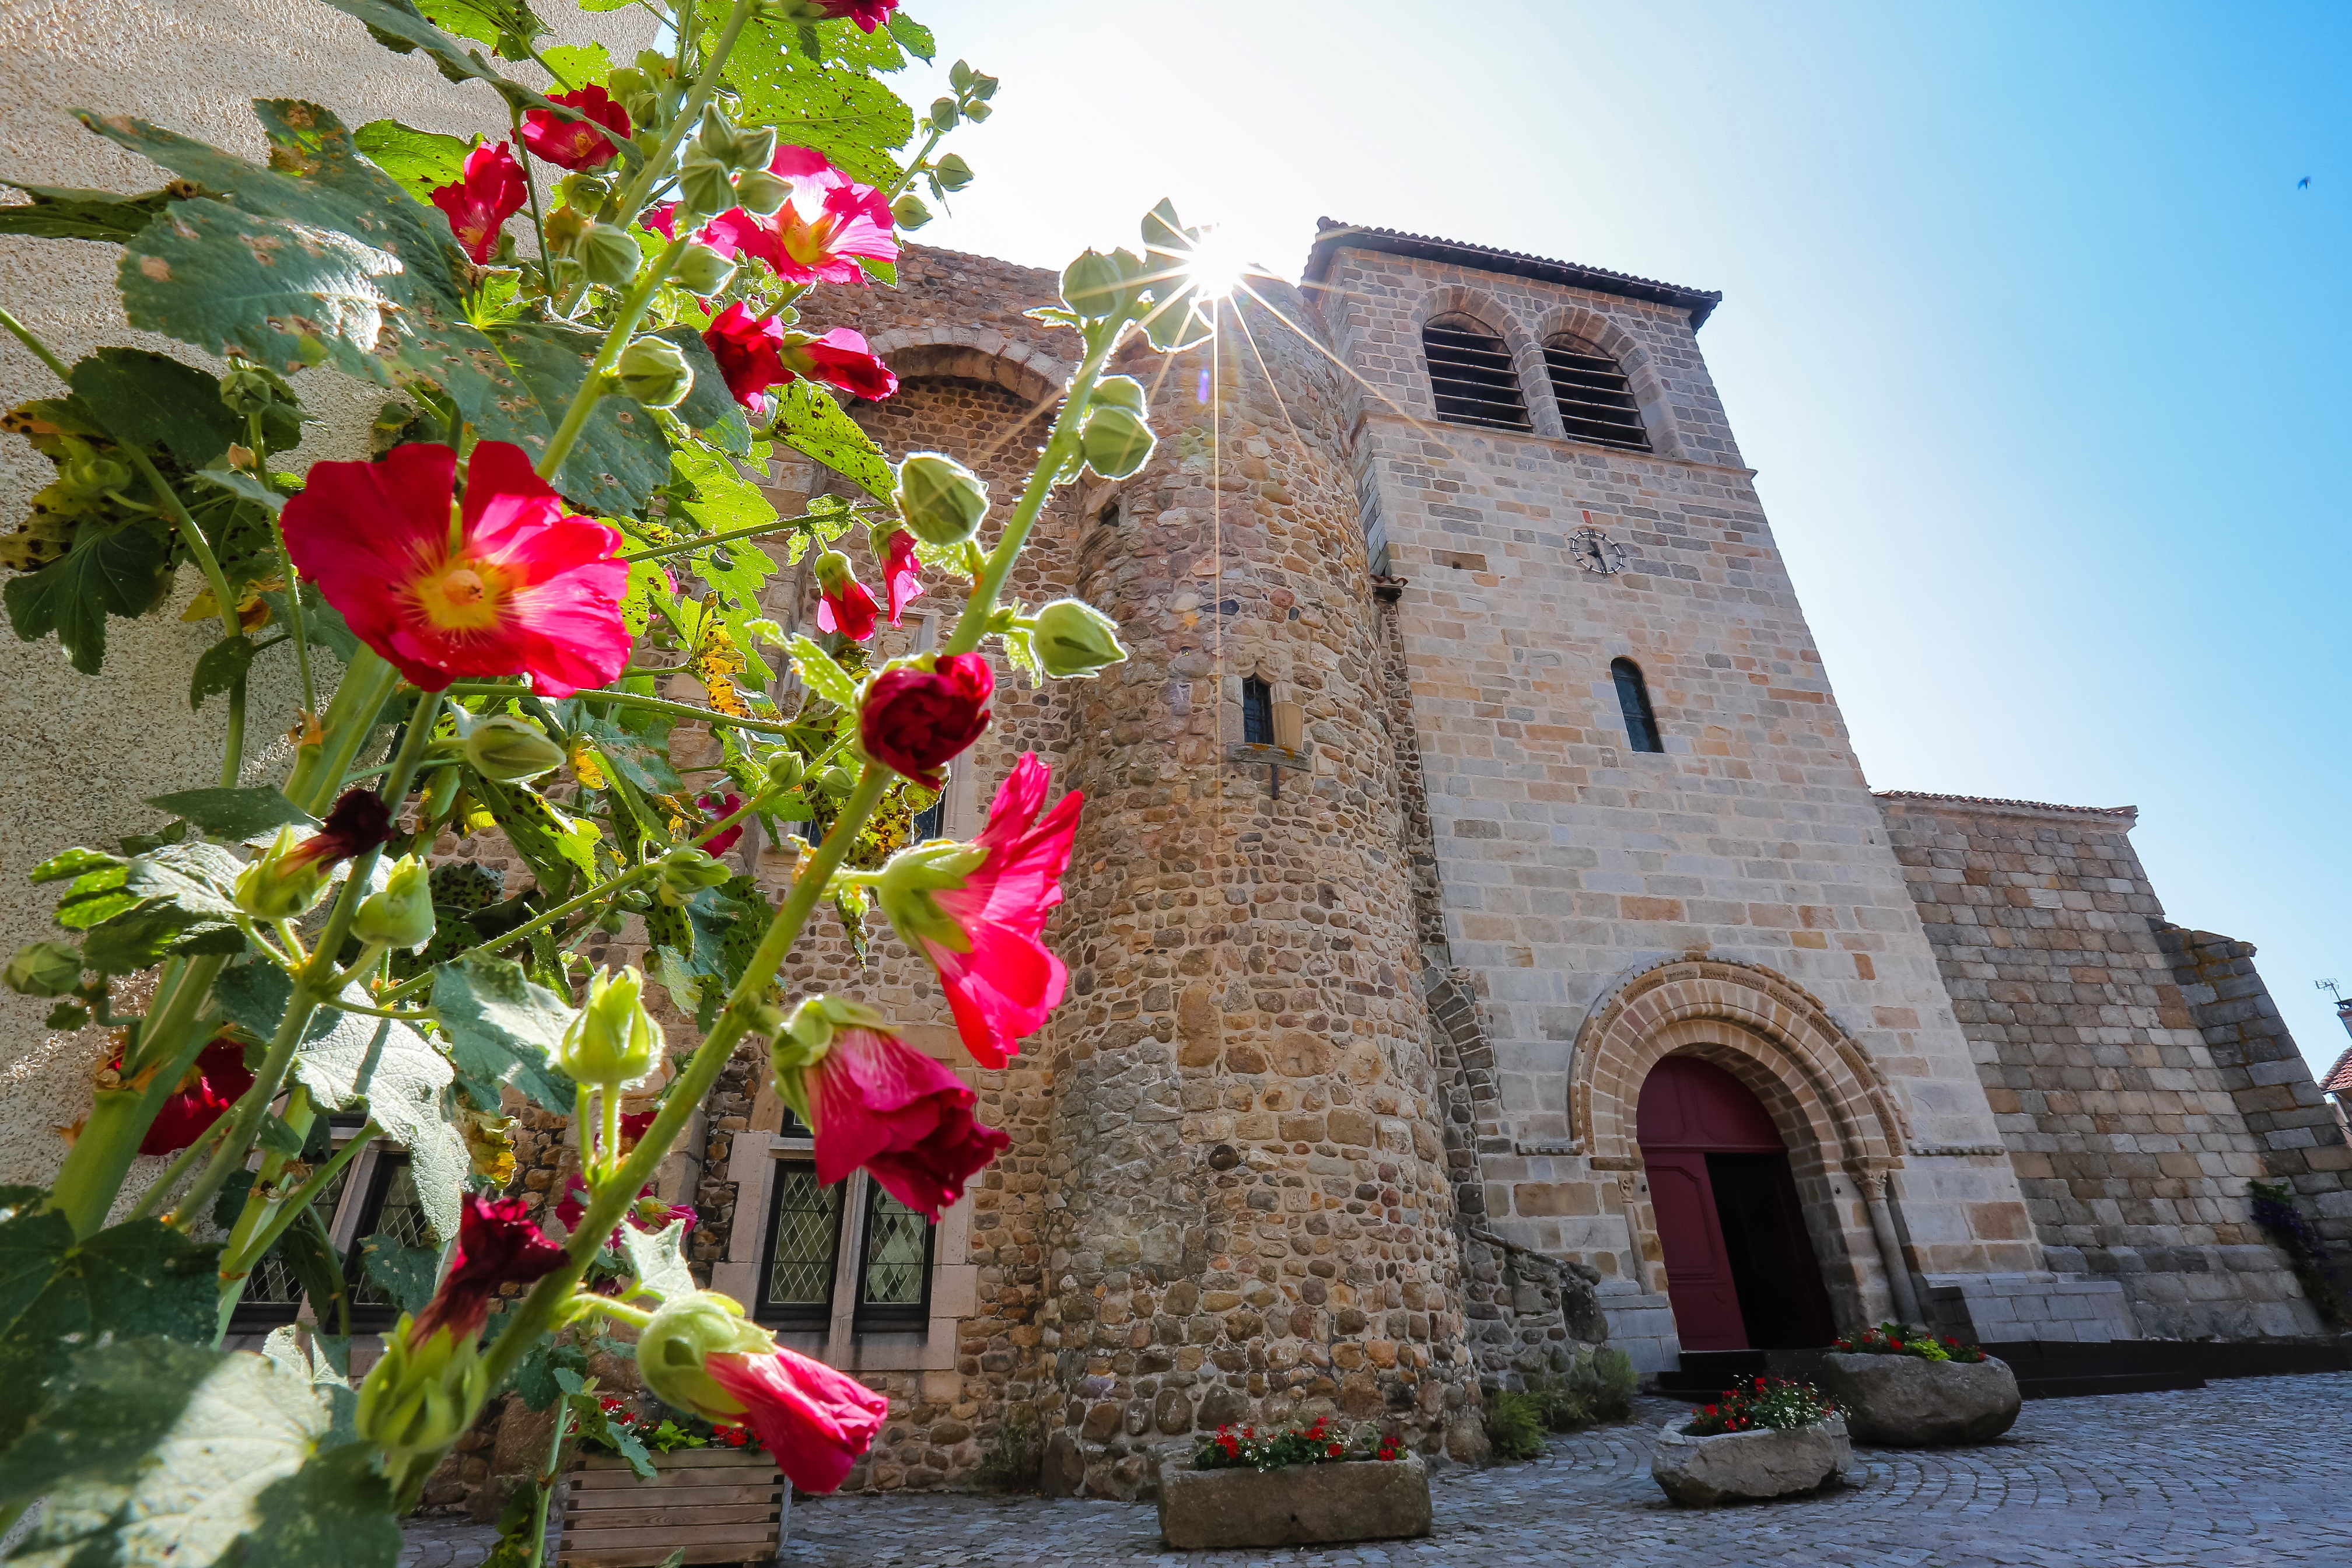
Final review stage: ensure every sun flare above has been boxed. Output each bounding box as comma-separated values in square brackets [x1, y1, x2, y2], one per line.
[1180, 225, 1255, 301]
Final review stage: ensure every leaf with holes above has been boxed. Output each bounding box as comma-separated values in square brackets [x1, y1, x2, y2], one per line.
[766, 379, 892, 501]
[429, 951, 578, 1113]
[189, 632, 263, 710]
[620, 1217, 695, 1304]
[356, 1233, 439, 1316]
[789, 634, 859, 709]
[78, 99, 664, 514]
[352, 119, 475, 204]
[716, 9, 914, 186]
[2, 519, 174, 675]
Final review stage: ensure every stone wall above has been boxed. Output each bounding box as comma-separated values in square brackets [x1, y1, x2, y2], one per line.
[1876, 792, 2327, 1338]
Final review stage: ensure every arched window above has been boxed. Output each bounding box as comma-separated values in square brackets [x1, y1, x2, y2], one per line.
[1611, 658, 1662, 752]
[1241, 674, 1275, 744]
[1545, 334, 1650, 451]
[1423, 314, 1530, 431]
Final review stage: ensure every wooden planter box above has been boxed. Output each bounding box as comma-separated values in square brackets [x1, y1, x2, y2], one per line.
[1649, 1416, 1853, 1507]
[556, 1447, 792, 1567]
[1156, 1454, 1431, 1550]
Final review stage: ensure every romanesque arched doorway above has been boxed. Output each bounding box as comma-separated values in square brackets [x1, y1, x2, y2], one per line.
[1637, 1055, 1838, 1351]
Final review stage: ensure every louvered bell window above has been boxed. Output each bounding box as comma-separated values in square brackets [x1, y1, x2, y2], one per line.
[1545, 336, 1650, 451]
[1423, 317, 1530, 432]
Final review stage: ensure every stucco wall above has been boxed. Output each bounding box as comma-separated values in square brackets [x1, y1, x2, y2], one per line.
[0, 0, 652, 1189]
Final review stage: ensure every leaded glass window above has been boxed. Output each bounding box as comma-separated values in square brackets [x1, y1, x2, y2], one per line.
[853, 1182, 933, 1331]
[348, 1157, 438, 1327]
[755, 1164, 841, 1326]
[226, 1161, 354, 1332]
[1241, 676, 1274, 746]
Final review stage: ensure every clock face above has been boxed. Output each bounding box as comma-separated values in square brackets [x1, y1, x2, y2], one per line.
[1572, 526, 1627, 576]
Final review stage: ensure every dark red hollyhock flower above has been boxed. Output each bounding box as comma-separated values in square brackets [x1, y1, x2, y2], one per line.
[410, 1194, 567, 1343]
[806, 1026, 1009, 1222]
[131, 1037, 256, 1156]
[520, 85, 630, 170]
[617, 1108, 660, 1153]
[859, 653, 992, 789]
[300, 788, 397, 869]
[701, 302, 790, 411]
[696, 792, 746, 856]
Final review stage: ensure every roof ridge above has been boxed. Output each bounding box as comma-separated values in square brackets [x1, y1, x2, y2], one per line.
[1873, 789, 2138, 819]
[1304, 220, 1721, 329]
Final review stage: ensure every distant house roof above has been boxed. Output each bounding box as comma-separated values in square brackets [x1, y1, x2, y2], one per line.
[1303, 220, 1723, 330]
[1874, 789, 2138, 822]
[2325, 1043, 2352, 1098]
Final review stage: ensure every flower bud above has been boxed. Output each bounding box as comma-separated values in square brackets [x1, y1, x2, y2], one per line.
[813, 765, 854, 797]
[556, 172, 611, 212]
[625, 92, 663, 130]
[355, 1320, 481, 1461]
[219, 367, 277, 416]
[616, 337, 695, 410]
[732, 168, 791, 217]
[677, 152, 735, 218]
[928, 97, 960, 132]
[578, 223, 642, 288]
[354, 854, 436, 951]
[635, 1290, 774, 1422]
[5, 940, 82, 998]
[1091, 374, 1146, 417]
[654, 845, 730, 908]
[606, 66, 650, 100]
[1080, 402, 1156, 479]
[1059, 249, 1126, 321]
[459, 713, 566, 782]
[764, 749, 806, 790]
[932, 153, 974, 193]
[234, 825, 331, 921]
[730, 125, 778, 174]
[1028, 598, 1128, 680]
[556, 965, 662, 1088]
[674, 242, 738, 296]
[892, 452, 989, 547]
[695, 103, 738, 161]
[891, 192, 932, 231]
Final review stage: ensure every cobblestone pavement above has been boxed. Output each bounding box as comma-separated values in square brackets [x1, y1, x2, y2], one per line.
[403, 1373, 2352, 1568]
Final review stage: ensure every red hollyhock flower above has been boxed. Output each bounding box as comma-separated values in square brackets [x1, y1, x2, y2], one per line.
[702, 302, 790, 412]
[697, 792, 746, 856]
[782, 328, 898, 402]
[128, 1037, 254, 1156]
[641, 204, 677, 241]
[281, 441, 629, 698]
[859, 653, 992, 788]
[429, 142, 527, 263]
[812, 551, 880, 641]
[411, 1194, 567, 1343]
[804, 1026, 1009, 1222]
[909, 753, 1082, 1068]
[520, 85, 629, 170]
[704, 1344, 888, 1494]
[803, 0, 899, 31]
[879, 530, 921, 626]
[696, 147, 897, 286]
[556, 1174, 695, 1251]
[292, 788, 397, 870]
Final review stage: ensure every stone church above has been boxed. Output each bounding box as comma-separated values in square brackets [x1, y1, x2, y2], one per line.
[414, 222, 2347, 1501]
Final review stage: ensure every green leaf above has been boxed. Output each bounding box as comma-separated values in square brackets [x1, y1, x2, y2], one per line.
[429, 951, 579, 1113]
[69, 348, 242, 468]
[147, 786, 318, 840]
[766, 379, 893, 501]
[190, 633, 261, 709]
[5, 1342, 398, 1568]
[29, 848, 122, 886]
[789, 634, 859, 708]
[620, 1217, 695, 1304]
[68, 840, 248, 972]
[0, 1337, 229, 1507]
[415, 0, 547, 60]
[257, 1112, 306, 1158]
[79, 100, 664, 514]
[671, 444, 778, 537]
[0, 181, 178, 243]
[259, 1326, 359, 1443]
[2, 520, 174, 674]
[357, 1233, 439, 1316]
[280, 1209, 352, 1339]
[885, 13, 935, 61]
[719, 12, 915, 185]
[537, 41, 614, 87]
[352, 120, 474, 204]
[508, 1334, 586, 1412]
[192, 464, 288, 516]
[312, 0, 597, 136]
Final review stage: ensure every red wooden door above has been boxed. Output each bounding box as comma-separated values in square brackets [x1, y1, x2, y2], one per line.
[1637, 1056, 1798, 1353]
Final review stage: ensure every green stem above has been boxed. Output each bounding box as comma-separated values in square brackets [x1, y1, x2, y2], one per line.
[267, 513, 318, 719]
[524, 1399, 576, 1568]
[880, 124, 947, 205]
[121, 1110, 234, 1223]
[222, 1119, 380, 1280]
[215, 1085, 318, 1333]
[373, 861, 661, 1007]
[441, 682, 794, 736]
[537, 230, 688, 480]
[617, 509, 832, 564]
[284, 650, 404, 814]
[511, 101, 555, 297]
[219, 673, 248, 787]
[465, 766, 890, 1412]
[578, 1296, 654, 1329]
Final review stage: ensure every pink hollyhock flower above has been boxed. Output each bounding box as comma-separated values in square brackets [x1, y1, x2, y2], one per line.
[701, 302, 790, 412]
[697, 147, 897, 287]
[876, 754, 1080, 1068]
[811, 550, 879, 640]
[411, 1194, 568, 1344]
[555, 1173, 695, 1251]
[782, 328, 898, 402]
[520, 85, 629, 170]
[281, 441, 629, 698]
[859, 653, 991, 789]
[125, 1037, 254, 1156]
[428, 142, 527, 263]
[804, 1026, 1009, 1222]
[705, 1344, 888, 1494]
[697, 791, 746, 856]
[879, 529, 921, 626]
[641, 203, 677, 241]
[783, 0, 900, 31]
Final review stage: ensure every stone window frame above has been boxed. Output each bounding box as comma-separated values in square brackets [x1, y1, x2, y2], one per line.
[711, 1022, 979, 1373]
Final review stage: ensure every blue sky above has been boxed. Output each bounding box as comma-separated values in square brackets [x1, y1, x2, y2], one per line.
[894, 1, 2352, 1077]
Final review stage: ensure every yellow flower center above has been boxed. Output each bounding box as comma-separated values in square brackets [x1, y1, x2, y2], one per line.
[414, 556, 510, 632]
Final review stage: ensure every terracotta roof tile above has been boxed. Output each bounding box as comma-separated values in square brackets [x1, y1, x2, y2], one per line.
[1873, 789, 2137, 820]
[2324, 1044, 2352, 1098]
[1303, 220, 1723, 329]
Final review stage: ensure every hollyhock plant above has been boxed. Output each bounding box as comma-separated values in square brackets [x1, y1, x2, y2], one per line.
[802, 1026, 1009, 1222]
[123, 1037, 254, 1156]
[697, 147, 897, 287]
[428, 142, 527, 263]
[636, 1293, 888, 1493]
[701, 302, 789, 411]
[520, 85, 629, 170]
[280, 440, 629, 698]
[811, 550, 880, 640]
[860, 653, 992, 789]
[555, 1172, 695, 1251]
[875, 753, 1082, 1068]
[879, 528, 921, 626]
[412, 1194, 569, 1344]
[782, 327, 899, 402]
[778, 0, 900, 30]
[697, 792, 747, 856]
[234, 788, 397, 919]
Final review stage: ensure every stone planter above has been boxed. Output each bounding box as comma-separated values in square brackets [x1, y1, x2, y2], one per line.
[1817, 1352, 2021, 1446]
[556, 1447, 792, 1566]
[1157, 1454, 1432, 1550]
[1649, 1416, 1853, 1507]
